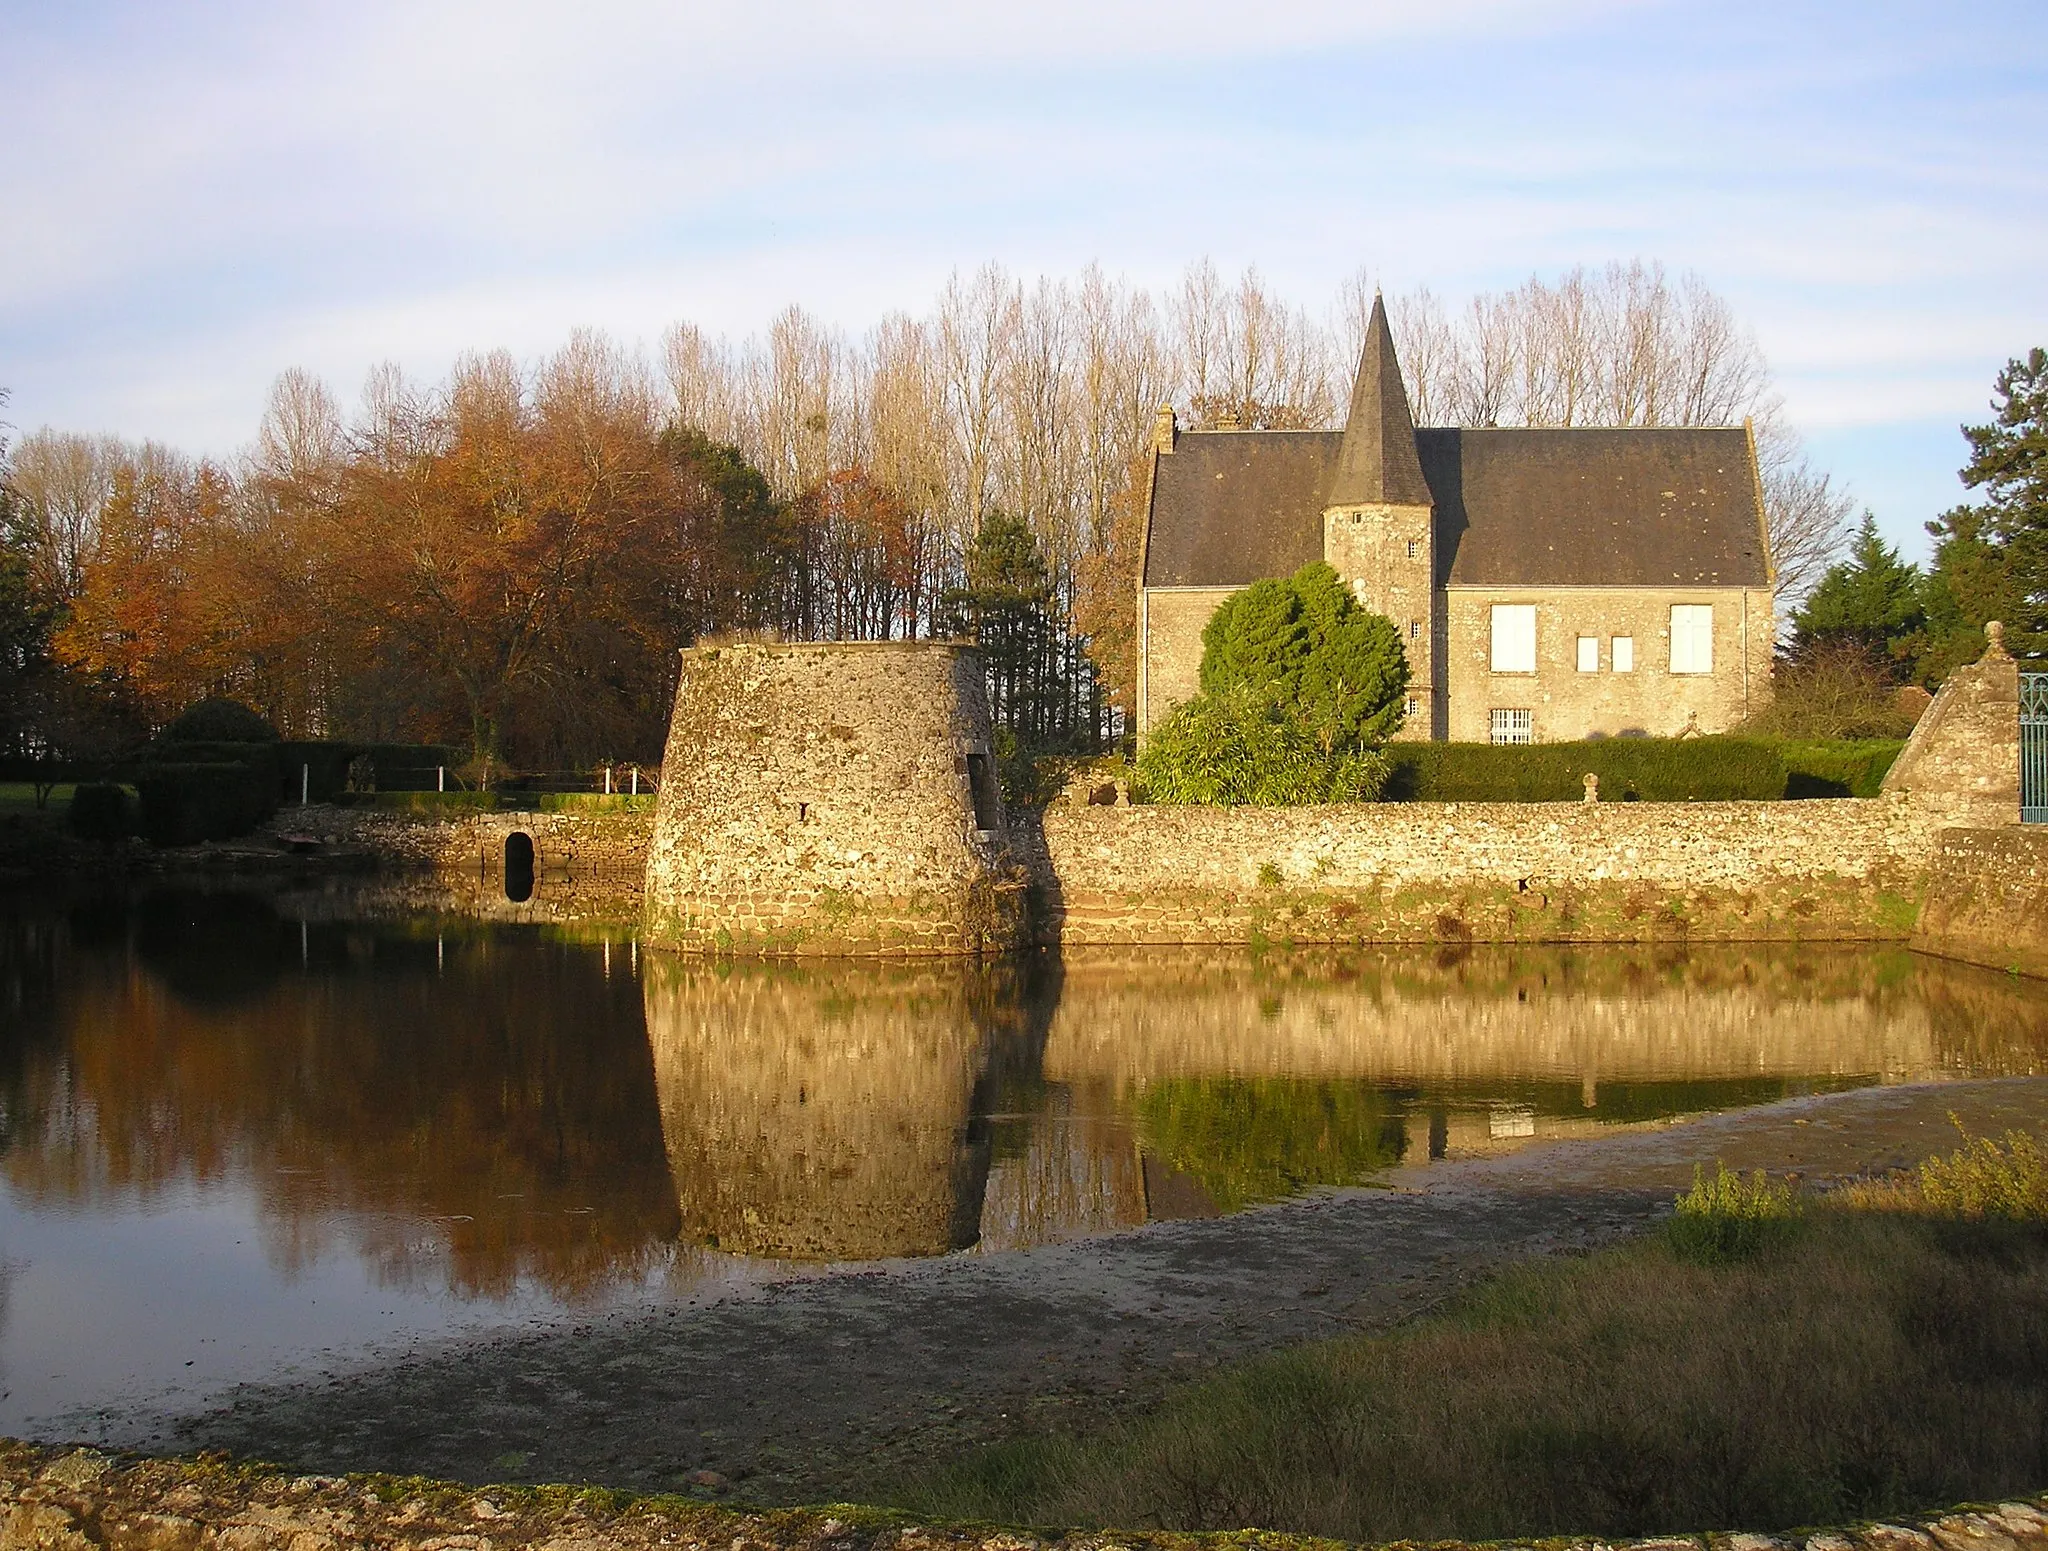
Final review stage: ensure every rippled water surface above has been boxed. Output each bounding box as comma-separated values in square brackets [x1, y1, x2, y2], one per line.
[3, 885, 2046, 1437]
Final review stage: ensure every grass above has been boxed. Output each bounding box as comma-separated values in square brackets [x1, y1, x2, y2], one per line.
[896, 1128, 2048, 1543]
[0, 781, 78, 815]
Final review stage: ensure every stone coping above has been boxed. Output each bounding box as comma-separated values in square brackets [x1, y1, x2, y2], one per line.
[5, 1443, 2045, 1551]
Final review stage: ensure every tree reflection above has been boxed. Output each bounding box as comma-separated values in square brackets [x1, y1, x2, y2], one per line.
[0, 891, 678, 1300]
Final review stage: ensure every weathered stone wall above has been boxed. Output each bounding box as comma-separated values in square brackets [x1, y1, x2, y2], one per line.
[1442, 585, 1775, 742]
[1029, 795, 1938, 947]
[1325, 501, 1438, 739]
[643, 642, 1023, 956]
[1915, 825, 2048, 979]
[1881, 623, 2022, 826]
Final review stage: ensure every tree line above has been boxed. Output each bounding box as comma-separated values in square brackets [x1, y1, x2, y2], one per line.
[1, 259, 1863, 776]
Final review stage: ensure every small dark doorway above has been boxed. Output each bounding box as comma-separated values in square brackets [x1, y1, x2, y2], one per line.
[504, 831, 535, 903]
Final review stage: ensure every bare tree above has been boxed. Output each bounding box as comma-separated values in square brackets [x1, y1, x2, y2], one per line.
[8, 429, 128, 606]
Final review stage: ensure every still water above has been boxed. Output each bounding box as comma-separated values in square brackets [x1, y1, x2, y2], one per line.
[3, 886, 2046, 1439]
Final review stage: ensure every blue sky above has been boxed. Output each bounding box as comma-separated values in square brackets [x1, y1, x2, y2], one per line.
[3, 0, 2043, 560]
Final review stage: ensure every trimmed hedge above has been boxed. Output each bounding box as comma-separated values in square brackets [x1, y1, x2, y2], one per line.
[276, 741, 358, 802]
[68, 782, 132, 840]
[1773, 739, 1906, 799]
[1382, 737, 1790, 803]
[137, 761, 278, 845]
[362, 743, 462, 792]
[162, 698, 279, 744]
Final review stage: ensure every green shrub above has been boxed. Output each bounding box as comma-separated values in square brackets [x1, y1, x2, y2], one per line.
[1665, 1161, 1803, 1264]
[1137, 688, 1391, 805]
[1916, 1120, 2048, 1221]
[161, 697, 279, 744]
[67, 782, 132, 840]
[1201, 561, 1409, 748]
[1383, 736, 1789, 803]
[137, 761, 277, 845]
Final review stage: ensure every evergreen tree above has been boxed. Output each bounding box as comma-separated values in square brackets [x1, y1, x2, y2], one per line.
[939, 511, 1099, 754]
[1142, 562, 1408, 805]
[1787, 514, 1923, 678]
[1200, 561, 1409, 750]
[1914, 347, 2047, 669]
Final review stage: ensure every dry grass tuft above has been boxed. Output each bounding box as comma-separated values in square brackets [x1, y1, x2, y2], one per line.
[898, 1157, 2048, 1544]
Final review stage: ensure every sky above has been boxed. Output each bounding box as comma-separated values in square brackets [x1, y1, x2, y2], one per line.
[3, 0, 2044, 561]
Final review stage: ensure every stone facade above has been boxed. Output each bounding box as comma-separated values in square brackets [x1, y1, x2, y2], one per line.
[1027, 795, 1939, 948]
[1881, 622, 2023, 826]
[642, 641, 1025, 956]
[1136, 295, 1775, 743]
[1442, 584, 1776, 742]
[1325, 498, 1438, 739]
[1135, 587, 1234, 736]
[1915, 825, 2048, 979]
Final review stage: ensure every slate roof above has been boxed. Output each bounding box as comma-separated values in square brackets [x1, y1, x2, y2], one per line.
[1328, 294, 1431, 508]
[1142, 425, 1770, 590]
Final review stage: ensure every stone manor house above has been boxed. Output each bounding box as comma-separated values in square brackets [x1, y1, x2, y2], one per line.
[1135, 295, 1777, 743]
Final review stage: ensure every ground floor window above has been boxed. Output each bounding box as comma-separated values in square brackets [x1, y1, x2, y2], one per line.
[1576, 635, 1599, 672]
[1490, 708, 1533, 745]
[1612, 635, 1635, 672]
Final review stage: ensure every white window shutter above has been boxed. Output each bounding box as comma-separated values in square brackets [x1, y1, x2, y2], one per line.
[1491, 605, 1536, 673]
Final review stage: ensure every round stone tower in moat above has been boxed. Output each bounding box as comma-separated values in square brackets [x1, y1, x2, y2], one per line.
[642, 640, 1024, 956]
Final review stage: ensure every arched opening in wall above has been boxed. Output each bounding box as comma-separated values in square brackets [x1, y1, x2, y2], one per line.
[964, 751, 1003, 835]
[504, 832, 536, 903]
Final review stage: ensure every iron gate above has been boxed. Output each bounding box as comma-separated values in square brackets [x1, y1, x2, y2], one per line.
[2025, 672, 2048, 823]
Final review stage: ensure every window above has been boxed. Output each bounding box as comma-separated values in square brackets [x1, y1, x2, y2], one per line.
[1404, 697, 1419, 719]
[1612, 635, 1635, 673]
[1576, 635, 1599, 673]
[1409, 619, 1422, 640]
[1670, 605, 1714, 674]
[1490, 604, 1536, 673]
[1490, 708, 1533, 745]
[1405, 539, 1419, 558]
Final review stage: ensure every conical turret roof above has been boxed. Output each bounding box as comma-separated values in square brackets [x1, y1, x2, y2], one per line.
[1327, 293, 1431, 508]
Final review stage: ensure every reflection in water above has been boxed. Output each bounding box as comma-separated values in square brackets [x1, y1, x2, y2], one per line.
[642, 957, 1029, 1260]
[1, 890, 2047, 1434]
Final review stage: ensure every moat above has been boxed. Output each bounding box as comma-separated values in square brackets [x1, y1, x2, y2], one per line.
[3, 884, 2048, 1476]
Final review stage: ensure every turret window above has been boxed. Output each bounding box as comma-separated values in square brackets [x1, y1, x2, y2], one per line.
[1406, 539, 1419, 558]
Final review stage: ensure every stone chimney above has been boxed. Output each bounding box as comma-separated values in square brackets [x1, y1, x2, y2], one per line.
[1152, 403, 1177, 454]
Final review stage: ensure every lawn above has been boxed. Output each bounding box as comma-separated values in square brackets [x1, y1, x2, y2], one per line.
[898, 1134, 2048, 1542]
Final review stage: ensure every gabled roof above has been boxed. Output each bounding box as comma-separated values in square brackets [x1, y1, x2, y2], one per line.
[1327, 295, 1431, 508]
[1141, 425, 1770, 590]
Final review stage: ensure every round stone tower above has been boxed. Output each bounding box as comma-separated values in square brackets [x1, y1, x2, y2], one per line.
[643, 640, 1024, 956]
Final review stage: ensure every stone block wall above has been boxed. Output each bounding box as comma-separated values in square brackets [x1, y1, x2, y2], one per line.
[1136, 586, 1234, 734]
[642, 641, 1024, 956]
[1915, 826, 2048, 979]
[1441, 585, 1774, 742]
[1028, 795, 1939, 948]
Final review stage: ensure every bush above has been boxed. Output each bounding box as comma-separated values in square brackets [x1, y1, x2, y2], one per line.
[1201, 561, 1409, 748]
[1383, 736, 1789, 802]
[1745, 643, 1924, 740]
[1137, 688, 1392, 805]
[67, 782, 132, 840]
[160, 697, 280, 744]
[1915, 1120, 2048, 1221]
[137, 761, 277, 845]
[1665, 1161, 1803, 1264]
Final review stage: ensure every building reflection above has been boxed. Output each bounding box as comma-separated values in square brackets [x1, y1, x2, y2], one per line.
[3, 894, 2047, 1297]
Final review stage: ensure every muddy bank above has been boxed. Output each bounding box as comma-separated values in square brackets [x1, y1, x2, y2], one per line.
[87, 1078, 2045, 1508]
